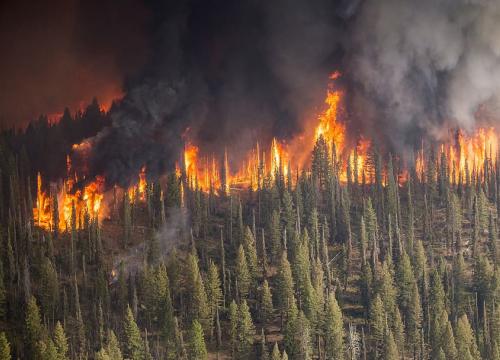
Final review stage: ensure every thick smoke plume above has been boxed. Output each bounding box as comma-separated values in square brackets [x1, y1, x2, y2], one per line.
[346, 0, 500, 151]
[87, 0, 345, 184]
[77, 0, 500, 183]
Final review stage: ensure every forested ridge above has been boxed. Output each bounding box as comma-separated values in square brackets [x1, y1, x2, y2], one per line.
[0, 123, 498, 360]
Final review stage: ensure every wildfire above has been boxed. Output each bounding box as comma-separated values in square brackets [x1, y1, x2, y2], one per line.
[182, 142, 222, 191]
[314, 86, 345, 156]
[348, 137, 372, 184]
[127, 166, 149, 202]
[443, 127, 498, 184]
[32, 71, 500, 232]
[34, 172, 105, 231]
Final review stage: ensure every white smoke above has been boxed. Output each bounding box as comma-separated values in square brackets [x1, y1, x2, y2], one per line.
[348, 0, 500, 146]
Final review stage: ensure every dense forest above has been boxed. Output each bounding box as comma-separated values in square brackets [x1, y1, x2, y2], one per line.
[0, 111, 498, 360]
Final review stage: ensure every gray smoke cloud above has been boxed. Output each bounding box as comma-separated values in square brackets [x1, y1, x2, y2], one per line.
[346, 0, 500, 150]
[83, 0, 500, 185]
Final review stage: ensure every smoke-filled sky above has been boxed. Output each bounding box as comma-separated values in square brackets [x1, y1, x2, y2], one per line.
[2, 0, 500, 183]
[0, 0, 149, 127]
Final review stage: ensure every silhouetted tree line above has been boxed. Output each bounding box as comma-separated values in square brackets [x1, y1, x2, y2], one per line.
[0, 98, 112, 182]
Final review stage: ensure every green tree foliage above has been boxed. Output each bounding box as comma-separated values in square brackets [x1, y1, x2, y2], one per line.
[324, 293, 344, 359]
[269, 210, 282, 263]
[185, 253, 209, 322]
[260, 279, 274, 324]
[237, 300, 255, 359]
[206, 260, 222, 337]
[25, 296, 45, 358]
[243, 227, 260, 283]
[39, 257, 59, 321]
[369, 294, 385, 350]
[455, 314, 480, 360]
[383, 328, 399, 360]
[271, 342, 280, 360]
[0, 332, 10, 360]
[276, 251, 295, 319]
[189, 320, 208, 360]
[229, 300, 238, 356]
[106, 331, 123, 360]
[236, 244, 251, 300]
[53, 321, 68, 360]
[123, 306, 144, 360]
[396, 251, 416, 322]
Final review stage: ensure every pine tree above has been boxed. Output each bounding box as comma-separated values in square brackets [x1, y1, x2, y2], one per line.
[281, 349, 288, 360]
[260, 279, 274, 324]
[0, 332, 10, 360]
[436, 348, 446, 360]
[74, 279, 86, 359]
[396, 251, 416, 322]
[488, 212, 498, 264]
[243, 226, 260, 283]
[370, 295, 386, 353]
[440, 317, 458, 360]
[269, 210, 281, 263]
[429, 269, 446, 328]
[167, 317, 187, 360]
[406, 282, 422, 353]
[392, 306, 405, 354]
[474, 255, 494, 314]
[158, 265, 175, 342]
[324, 293, 344, 359]
[364, 198, 379, 267]
[229, 300, 238, 356]
[53, 321, 68, 360]
[271, 342, 281, 360]
[25, 296, 45, 358]
[293, 232, 318, 324]
[123, 306, 144, 360]
[237, 300, 255, 359]
[42, 339, 58, 360]
[377, 261, 397, 318]
[383, 328, 399, 360]
[288, 311, 312, 360]
[186, 253, 209, 322]
[453, 253, 467, 317]
[236, 245, 251, 300]
[189, 320, 208, 360]
[260, 328, 268, 360]
[360, 262, 373, 314]
[455, 314, 480, 360]
[106, 331, 123, 360]
[276, 251, 295, 319]
[206, 260, 222, 338]
[142, 329, 153, 360]
[95, 349, 110, 360]
[282, 190, 295, 242]
[39, 257, 58, 322]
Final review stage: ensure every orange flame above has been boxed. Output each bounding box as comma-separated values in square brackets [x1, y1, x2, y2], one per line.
[34, 171, 105, 231]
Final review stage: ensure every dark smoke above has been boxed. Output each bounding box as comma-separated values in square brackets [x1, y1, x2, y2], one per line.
[5, 0, 499, 184]
[86, 0, 347, 184]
